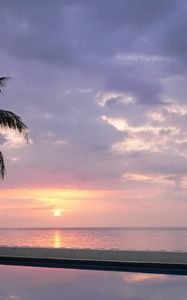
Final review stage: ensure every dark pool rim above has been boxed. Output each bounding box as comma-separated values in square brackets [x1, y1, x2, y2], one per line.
[1, 247, 187, 275]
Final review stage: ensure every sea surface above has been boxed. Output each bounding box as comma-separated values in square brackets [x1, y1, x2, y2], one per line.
[1, 227, 187, 251]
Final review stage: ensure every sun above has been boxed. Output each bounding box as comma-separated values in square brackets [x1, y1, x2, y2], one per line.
[54, 210, 62, 217]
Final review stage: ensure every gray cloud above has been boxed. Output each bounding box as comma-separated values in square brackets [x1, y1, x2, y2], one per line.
[1, 0, 187, 196]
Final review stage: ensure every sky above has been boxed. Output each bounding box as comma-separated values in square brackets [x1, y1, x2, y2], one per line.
[1, 0, 187, 227]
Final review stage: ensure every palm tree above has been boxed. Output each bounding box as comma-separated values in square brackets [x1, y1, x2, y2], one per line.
[0, 77, 28, 179]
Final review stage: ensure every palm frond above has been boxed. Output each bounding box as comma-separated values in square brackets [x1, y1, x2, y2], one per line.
[0, 77, 9, 93]
[0, 76, 28, 180]
[0, 151, 5, 179]
[0, 109, 28, 141]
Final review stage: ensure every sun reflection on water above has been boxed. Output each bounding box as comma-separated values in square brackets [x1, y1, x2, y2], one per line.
[54, 231, 62, 248]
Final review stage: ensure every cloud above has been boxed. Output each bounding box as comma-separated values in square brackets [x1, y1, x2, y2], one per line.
[98, 92, 136, 107]
[157, 4, 187, 65]
[122, 173, 175, 186]
[0, 129, 27, 149]
[0, 0, 183, 106]
[1, 0, 187, 227]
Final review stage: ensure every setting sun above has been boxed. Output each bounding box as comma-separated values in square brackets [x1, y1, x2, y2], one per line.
[54, 210, 62, 217]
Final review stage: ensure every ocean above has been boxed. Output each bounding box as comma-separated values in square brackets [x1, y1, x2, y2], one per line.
[1, 227, 187, 251]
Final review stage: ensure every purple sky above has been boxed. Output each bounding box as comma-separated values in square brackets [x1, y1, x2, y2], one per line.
[1, 0, 187, 227]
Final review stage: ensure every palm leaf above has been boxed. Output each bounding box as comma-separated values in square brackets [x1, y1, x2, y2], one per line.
[0, 109, 28, 141]
[0, 76, 28, 179]
[0, 77, 9, 93]
[0, 151, 5, 179]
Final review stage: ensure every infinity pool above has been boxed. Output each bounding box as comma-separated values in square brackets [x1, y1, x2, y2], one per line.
[0, 265, 187, 300]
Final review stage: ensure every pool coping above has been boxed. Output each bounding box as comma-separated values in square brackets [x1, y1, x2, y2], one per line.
[0, 247, 187, 275]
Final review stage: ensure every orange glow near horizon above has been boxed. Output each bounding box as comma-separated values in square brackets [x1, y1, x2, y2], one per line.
[0, 187, 135, 227]
[0, 188, 101, 200]
[1, 186, 186, 227]
[0, 188, 116, 227]
[0, 188, 101, 211]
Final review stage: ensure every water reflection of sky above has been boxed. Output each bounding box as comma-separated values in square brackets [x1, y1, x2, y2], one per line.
[2, 228, 187, 251]
[0, 266, 187, 300]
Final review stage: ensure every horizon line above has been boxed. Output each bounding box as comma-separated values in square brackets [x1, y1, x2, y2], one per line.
[1, 226, 187, 230]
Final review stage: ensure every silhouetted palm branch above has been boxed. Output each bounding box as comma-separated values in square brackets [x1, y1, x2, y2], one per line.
[0, 109, 28, 140]
[0, 77, 9, 93]
[0, 151, 5, 179]
[0, 76, 28, 179]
